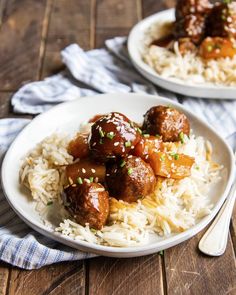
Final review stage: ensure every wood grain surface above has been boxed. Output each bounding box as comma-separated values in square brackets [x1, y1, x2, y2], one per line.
[0, 0, 235, 294]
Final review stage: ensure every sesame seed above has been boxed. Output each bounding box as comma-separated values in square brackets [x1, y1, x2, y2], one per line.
[91, 168, 96, 173]
[68, 177, 73, 185]
[94, 177, 99, 183]
[114, 142, 119, 146]
[82, 168, 86, 173]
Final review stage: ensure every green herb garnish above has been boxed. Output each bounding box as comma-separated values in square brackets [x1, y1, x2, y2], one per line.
[207, 45, 213, 52]
[170, 152, 179, 160]
[160, 155, 165, 161]
[99, 129, 105, 137]
[106, 131, 115, 140]
[47, 201, 53, 206]
[125, 141, 131, 147]
[179, 131, 185, 144]
[120, 160, 126, 168]
[223, 0, 232, 4]
[77, 177, 83, 184]
[89, 177, 94, 182]
[159, 250, 164, 256]
[143, 134, 150, 138]
[136, 127, 142, 134]
[127, 168, 133, 175]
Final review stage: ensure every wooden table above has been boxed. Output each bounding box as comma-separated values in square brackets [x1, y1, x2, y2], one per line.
[0, 1, 235, 294]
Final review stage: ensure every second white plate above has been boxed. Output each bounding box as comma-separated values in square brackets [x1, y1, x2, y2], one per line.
[128, 9, 236, 99]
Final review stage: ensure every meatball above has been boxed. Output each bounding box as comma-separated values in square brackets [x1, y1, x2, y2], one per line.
[174, 14, 206, 44]
[89, 112, 141, 161]
[106, 156, 156, 203]
[64, 182, 109, 230]
[142, 106, 190, 142]
[175, 0, 212, 20]
[206, 2, 236, 39]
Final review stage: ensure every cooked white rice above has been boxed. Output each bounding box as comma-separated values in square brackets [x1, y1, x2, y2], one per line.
[20, 131, 223, 247]
[142, 21, 236, 86]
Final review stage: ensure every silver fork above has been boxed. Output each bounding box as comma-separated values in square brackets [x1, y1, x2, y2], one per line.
[198, 132, 236, 256]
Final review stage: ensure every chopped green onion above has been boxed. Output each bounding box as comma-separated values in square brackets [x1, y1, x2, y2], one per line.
[99, 138, 103, 144]
[170, 152, 179, 160]
[127, 168, 133, 175]
[106, 131, 115, 140]
[125, 141, 131, 147]
[160, 155, 165, 161]
[77, 177, 83, 184]
[195, 166, 200, 170]
[159, 250, 164, 256]
[179, 131, 185, 144]
[120, 160, 126, 168]
[130, 122, 134, 128]
[136, 127, 142, 134]
[89, 177, 94, 182]
[90, 228, 96, 233]
[99, 129, 105, 137]
[47, 201, 53, 206]
[207, 45, 213, 52]
[221, 14, 226, 20]
[143, 134, 150, 138]
[155, 134, 160, 138]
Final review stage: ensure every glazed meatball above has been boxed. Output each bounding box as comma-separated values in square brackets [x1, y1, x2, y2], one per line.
[142, 106, 190, 142]
[206, 2, 236, 39]
[174, 14, 206, 44]
[106, 156, 156, 203]
[64, 182, 109, 230]
[89, 112, 141, 161]
[175, 0, 212, 20]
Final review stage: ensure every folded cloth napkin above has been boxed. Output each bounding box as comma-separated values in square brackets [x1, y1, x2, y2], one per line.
[1, 37, 236, 270]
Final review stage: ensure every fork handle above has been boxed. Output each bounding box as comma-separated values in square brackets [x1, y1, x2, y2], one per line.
[198, 182, 236, 256]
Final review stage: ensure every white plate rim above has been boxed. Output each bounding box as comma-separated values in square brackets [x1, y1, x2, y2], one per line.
[1, 93, 235, 257]
[127, 8, 236, 99]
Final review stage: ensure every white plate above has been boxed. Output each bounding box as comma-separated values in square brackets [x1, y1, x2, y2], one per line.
[1, 93, 235, 257]
[128, 9, 236, 99]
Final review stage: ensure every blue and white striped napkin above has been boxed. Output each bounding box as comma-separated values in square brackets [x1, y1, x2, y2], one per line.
[1, 37, 236, 269]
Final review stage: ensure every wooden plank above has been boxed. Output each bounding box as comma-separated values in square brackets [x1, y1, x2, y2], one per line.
[0, 92, 32, 118]
[0, 263, 10, 295]
[95, 0, 139, 47]
[142, 0, 176, 18]
[0, 0, 47, 90]
[0, 92, 11, 118]
[230, 203, 236, 253]
[164, 233, 236, 295]
[88, 255, 164, 295]
[7, 261, 85, 295]
[41, 0, 93, 78]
